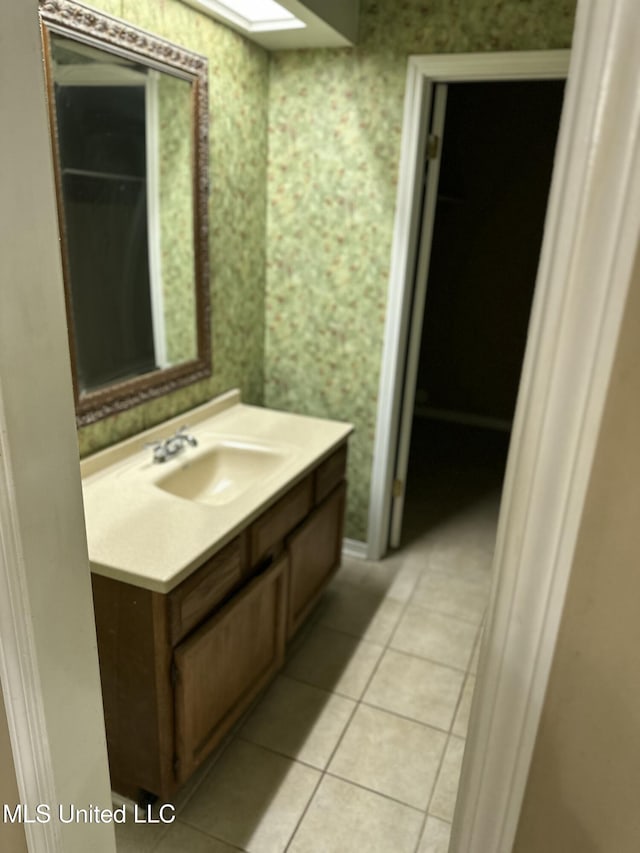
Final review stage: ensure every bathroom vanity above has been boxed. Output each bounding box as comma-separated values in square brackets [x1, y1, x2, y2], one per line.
[81, 391, 352, 802]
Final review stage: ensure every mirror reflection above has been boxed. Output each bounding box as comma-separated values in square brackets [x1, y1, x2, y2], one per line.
[51, 35, 197, 393]
[40, 0, 211, 425]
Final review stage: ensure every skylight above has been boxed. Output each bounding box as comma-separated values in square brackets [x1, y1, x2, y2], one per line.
[193, 0, 306, 32]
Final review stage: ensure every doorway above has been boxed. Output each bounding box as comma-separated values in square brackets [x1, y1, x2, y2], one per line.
[396, 79, 565, 550]
[367, 50, 570, 561]
[365, 47, 576, 851]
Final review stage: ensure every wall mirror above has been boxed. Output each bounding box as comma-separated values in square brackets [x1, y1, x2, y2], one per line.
[39, 0, 211, 426]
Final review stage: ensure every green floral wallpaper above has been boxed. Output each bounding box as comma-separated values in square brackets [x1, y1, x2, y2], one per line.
[75, 0, 576, 545]
[264, 0, 577, 541]
[77, 0, 269, 456]
[157, 71, 197, 365]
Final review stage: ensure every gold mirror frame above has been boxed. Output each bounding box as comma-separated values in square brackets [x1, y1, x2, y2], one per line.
[39, 0, 211, 426]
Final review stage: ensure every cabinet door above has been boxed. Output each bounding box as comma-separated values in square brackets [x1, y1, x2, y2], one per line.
[173, 557, 287, 784]
[286, 482, 346, 638]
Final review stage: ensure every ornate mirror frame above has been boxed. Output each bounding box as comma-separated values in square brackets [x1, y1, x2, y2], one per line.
[39, 0, 211, 426]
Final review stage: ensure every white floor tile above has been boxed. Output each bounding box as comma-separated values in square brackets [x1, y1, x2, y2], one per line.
[328, 704, 446, 810]
[391, 606, 477, 670]
[288, 775, 423, 853]
[417, 815, 452, 853]
[155, 821, 239, 852]
[317, 580, 403, 644]
[412, 570, 490, 625]
[452, 675, 476, 738]
[180, 740, 319, 852]
[284, 624, 384, 700]
[364, 648, 464, 731]
[430, 736, 466, 822]
[114, 817, 170, 853]
[239, 675, 355, 768]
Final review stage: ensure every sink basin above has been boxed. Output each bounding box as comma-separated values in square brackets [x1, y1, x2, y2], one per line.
[154, 441, 289, 506]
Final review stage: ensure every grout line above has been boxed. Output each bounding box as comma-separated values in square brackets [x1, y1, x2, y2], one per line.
[322, 769, 428, 814]
[175, 519, 492, 852]
[172, 681, 273, 817]
[287, 620, 387, 651]
[358, 698, 457, 738]
[283, 772, 324, 852]
[171, 819, 247, 852]
[395, 598, 488, 628]
[425, 732, 452, 824]
[284, 553, 422, 850]
[405, 555, 490, 852]
[371, 642, 473, 676]
[177, 814, 250, 852]
[233, 733, 327, 774]
[449, 671, 469, 739]
[282, 708, 353, 853]
[285, 627, 390, 846]
[278, 670, 364, 703]
[384, 644, 475, 676]
[388, 550, 454, 853]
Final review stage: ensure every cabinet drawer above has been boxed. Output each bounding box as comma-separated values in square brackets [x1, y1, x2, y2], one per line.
[286, 482, 346, 638]
[169, 535, 247, 645]
[249, 475, 313, 565]
[314, 444, 347, 504]
[173, 556, 287, 784]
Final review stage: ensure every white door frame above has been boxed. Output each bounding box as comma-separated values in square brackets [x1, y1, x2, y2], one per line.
[389, 83, 447, 548]
[368, 49, 570, 562]
[1, 3, 115, 851]
[369, 2, 640, 851]
[452, 2, 640, 848]
[3, 3, 638, 852]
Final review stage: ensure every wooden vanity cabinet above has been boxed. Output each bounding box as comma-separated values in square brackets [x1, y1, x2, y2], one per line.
[91, 442, 348, 802]
[91, 573, 175, 801]
[91, 534, 249, 802]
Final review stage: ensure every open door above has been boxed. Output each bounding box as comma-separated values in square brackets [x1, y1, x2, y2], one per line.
[389, 83, 447, 547]
[389, 78, 565, 551]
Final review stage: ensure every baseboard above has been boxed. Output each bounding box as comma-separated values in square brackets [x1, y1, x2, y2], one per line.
[342, 538, 368, 560]
[414, 405, 512, 433]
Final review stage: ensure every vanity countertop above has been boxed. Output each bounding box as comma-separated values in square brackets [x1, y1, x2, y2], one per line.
[80, 390, 353, 593]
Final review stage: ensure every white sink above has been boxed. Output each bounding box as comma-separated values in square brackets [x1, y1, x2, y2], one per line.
[153, 440, 289, 506]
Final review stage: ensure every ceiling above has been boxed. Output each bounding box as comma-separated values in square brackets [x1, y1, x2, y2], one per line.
[180, 0, 359, 50]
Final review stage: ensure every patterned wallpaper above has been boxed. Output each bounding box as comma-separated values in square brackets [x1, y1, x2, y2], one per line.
[76, 0, 269, 456]
[264, 0, 577, 541]
[157, 71, 197, 365]
[74, 0, 576, 543]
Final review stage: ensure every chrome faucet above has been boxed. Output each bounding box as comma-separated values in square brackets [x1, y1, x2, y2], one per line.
[147, 426, 197, 463]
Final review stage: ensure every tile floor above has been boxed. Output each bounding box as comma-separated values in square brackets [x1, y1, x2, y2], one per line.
[116, 420, 507, 853]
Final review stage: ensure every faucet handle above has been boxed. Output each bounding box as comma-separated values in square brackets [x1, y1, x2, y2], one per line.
[145, 440, 167, 463]
[176, 425, 198, 447]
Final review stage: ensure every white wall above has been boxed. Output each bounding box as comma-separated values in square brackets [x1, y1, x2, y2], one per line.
[0, 2, 115, 851]
[514, 244, 640, 852]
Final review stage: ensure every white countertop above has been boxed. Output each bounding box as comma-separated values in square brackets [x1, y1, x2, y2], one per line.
[81, 390, 353, 593]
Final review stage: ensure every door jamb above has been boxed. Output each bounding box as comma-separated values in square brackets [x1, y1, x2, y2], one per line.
[451, 4, 640, 847]
[388, 82, 447, 548]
